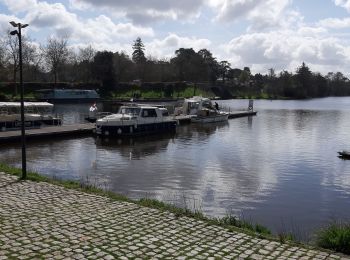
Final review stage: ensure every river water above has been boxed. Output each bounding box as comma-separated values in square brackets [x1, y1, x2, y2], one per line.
[1, 97, 350, 239]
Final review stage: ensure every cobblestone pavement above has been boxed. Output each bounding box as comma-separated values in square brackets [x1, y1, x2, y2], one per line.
[0, 172, 348, 260]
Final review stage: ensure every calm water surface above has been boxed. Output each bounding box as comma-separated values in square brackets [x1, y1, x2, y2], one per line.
[1, 97, 350, 239]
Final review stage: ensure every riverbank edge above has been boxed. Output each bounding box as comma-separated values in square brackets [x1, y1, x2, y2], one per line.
[0, 163, 342, 257]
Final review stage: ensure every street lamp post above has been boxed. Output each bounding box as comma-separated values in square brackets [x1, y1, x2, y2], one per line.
[10, 21, 29, 180]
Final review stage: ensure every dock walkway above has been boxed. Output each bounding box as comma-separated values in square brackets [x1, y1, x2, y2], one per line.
[0, 123, 95, 142]
[0, 111, 256, 141]
[0, 172, 346, 259]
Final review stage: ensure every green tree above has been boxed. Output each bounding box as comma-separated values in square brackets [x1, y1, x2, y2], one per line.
[218, 61, 231, 84]
[114, 51, 134, 82]
[279, 70, 294, 97]
[239, 66, 251, 85]
[198, 49, 219, 83]
[132, 37, 146, 80]
[92, 51, 116, 95]
[132, 37, 146, 64]
[295, 62, 312, 98]
[171, 48, 202, 81]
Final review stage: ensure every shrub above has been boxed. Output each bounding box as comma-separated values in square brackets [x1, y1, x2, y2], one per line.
[316, 222, 350, 254]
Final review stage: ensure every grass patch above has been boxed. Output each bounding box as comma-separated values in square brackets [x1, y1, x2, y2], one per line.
[110, 86, 212, 99]
[139, 198, 205, 219]
[217, 215, 271, 236]
[316, 221, 350, 254]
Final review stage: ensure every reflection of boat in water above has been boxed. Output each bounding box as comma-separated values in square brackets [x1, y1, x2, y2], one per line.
[176, 96, 229, 123]
[96, 105, 177, 137]
[0, 102, 61, 131]
[95, 132, 175, 159]
[338, 150, 350, 159]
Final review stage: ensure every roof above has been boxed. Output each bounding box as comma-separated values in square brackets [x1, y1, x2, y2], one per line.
[0, 102, 54, 108]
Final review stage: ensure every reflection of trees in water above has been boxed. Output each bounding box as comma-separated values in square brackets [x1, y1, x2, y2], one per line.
[95, 132, 175, 160]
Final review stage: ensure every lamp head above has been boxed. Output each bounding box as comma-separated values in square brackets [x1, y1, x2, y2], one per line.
[10, 30, 18, 36]
[9, 21, 18, 27]
[21, 24, 29, 28]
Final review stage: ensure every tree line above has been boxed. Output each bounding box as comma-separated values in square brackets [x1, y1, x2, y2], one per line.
[1, 34, 350, 99]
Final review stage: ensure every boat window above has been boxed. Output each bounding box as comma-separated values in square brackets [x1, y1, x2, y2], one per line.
[120, 107, 140, 116]
[202, 100, 212, 108]
[188, 102, 200, 109]
[142, 109, 157, 117]
[161, 110, 169, 116]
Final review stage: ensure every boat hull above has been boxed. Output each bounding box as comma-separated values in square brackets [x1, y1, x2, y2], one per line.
[96, 121, 177, 136]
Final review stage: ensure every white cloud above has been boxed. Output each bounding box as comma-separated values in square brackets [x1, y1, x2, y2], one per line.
[318, 17, 350, 29]
[208, 0, 301, 31]
[1, 0, 37, 13]
[0, 13, 22, 32]
[221, 28, 350, 74]
[333, 0, 350, 12]
[147, 33, 212, 59]
[70, 0, 204, 24]
[0, 0, 154, 44]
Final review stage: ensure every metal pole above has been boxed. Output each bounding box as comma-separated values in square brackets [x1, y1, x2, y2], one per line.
[18, 24, 27, 180]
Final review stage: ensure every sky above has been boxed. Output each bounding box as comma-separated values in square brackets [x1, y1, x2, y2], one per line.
[1, 0, 350, 75]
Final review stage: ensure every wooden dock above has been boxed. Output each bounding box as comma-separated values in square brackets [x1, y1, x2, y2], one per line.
[0, 123, 95, 142]
[228, 110, 257, 119]
[175, 110, 257, 124]
[0, 111, 257, 142]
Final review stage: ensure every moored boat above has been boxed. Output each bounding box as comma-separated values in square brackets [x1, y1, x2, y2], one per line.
[95, 105, 177, 137]
[175, 96, 229, 123]
[338, 150, 350, 159]
[191, 110, 229, 123]
[36, 89, 100, 103]
[0, 102, 61, 131]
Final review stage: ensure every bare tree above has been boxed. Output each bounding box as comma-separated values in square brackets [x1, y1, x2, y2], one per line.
[42, 36, 69, 84]
[77, 45, 95, 63]
[5, 31, 19, 84]
[0, 39, 7, 80]
[23, 43, 44, 81]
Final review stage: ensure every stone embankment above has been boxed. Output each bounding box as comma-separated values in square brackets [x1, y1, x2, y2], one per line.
[0, 172, 348, 259]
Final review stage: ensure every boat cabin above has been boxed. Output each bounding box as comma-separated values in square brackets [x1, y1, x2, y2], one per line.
[179, 96, 215, 115]
[96, 105, 177, 136]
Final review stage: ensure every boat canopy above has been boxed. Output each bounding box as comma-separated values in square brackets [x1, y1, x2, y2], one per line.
[0, 102, 54, 108]
[0, 102, 54, 114]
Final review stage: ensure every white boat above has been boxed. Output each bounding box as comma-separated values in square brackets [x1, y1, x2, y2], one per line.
[176, 96, 229, 123]
[0, 102, 61, 131]
[191, 110, 229, 123]
[95, 105, 177, 136]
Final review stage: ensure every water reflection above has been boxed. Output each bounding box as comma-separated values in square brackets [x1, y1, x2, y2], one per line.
[1, 98, 350, 238]
[95, 133, 175, 160]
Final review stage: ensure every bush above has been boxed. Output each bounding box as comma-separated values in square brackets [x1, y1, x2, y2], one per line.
[316, 222, 350, 254]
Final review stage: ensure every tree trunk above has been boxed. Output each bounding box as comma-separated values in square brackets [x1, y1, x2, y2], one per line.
[13, 64, 18, 96]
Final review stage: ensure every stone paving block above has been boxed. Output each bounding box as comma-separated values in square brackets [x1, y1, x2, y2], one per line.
[0, 172, 349, 260]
